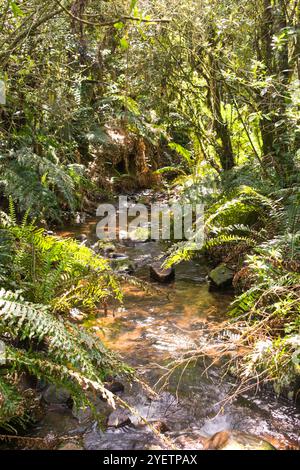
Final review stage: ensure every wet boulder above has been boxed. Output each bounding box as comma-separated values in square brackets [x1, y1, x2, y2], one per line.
[70, 308, 86, 322]
[83, 426, 161, 450]
[42, 385, 72, 406]
[151, 421, 170, 434]
[74, 212, 87, 224]
[103, 244, 116, 256]
[72, 395, 111, 424]
[109, 253, 129, 261]
[203, 431, 276, 450]
[109, 253, 135, 274]
[107, 408, 131, 428]
[208, 263, 234, 290]
[150, 263, 175, 284]
[58, 441, 83, 451]
[95, 242, 116, 256]
[75, 234, 88, 246]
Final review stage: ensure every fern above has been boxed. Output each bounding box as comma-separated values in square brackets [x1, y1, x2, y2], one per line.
[0, 216, 122, 311]
[164, 186, 276, 266]
[0, 149, 76, 221]
[205, 186, 276, 228]
[0, 209, 132, 430]
[0, 376, 26, 431]
[203, 234, 256, 250]
[0, 288, 131, 428]
[228, 236, 300, 392]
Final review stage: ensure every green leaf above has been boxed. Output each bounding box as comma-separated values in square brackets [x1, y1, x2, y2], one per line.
[154, 166, 185, 175]
[120, 38, 129, 50]
[130, 0, 138, 11]
[9, 0, 24, 17]
[168, 143, 193, 166]
[117, 95, 140, 115]
[114, 22, 125, 30]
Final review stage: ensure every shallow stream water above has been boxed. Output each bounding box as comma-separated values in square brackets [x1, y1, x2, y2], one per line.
[29, 215, 299, 451]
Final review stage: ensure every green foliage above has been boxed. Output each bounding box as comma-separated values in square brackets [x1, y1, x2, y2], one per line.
[0, 376, 26, 432]
[231, 240, 300, 318]
[0, 288, 131, 429]
[0, 210, 130, 430]
[168, 143, 193, 168]
[0, 212, 122, 312]
[230, 237, 300, 393]
[165, 184, 276, 267]
[0, 150, 76, 221]
[164, 159, 300, 395]
[205, 185, 275, 230]
[0, 0, 299, 421]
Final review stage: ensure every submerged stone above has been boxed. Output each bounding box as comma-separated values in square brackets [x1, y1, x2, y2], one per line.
[203, 431, 276, 450]
[107, 408, 131, 427]
[58, 441, 83, 450]
[150, 263, 175, 283]
[105, 380, 125, 394]
[109, 253, 135, 274]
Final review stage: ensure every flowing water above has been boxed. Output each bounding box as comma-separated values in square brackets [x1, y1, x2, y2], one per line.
[42, 215, 299, 450]
[29, 214, 300, 450]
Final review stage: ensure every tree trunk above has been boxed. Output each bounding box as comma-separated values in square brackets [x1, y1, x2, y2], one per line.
[257, 0, 296, 182]
[210, 76, 235, 171]
[206, 26, 235, 171]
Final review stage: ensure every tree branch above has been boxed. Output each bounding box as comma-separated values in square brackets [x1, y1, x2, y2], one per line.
[55, 0, 170, 26]
[0, 8, 62, 63]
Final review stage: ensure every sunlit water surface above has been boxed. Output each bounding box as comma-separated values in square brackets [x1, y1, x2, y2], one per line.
[29, 218, 300, 450]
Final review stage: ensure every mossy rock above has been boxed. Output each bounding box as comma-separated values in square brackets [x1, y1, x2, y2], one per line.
[42, 385, 71, 405]
[208, 263, 234, 290]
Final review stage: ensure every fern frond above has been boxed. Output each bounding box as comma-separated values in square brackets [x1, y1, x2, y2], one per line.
[0, 150, 76, 221]
[203, 234, 256, 250]
[0, 288, 130, 422]
[0, 375, 26, 431]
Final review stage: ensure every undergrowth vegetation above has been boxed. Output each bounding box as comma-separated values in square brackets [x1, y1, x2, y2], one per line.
[230, 241, 300, 394]
[0, 208, 130, 431]
[164, 171, 300, 396]
[1, 202, 122, 310]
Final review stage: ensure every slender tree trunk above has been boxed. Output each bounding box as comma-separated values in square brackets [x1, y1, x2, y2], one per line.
[257, 0, 296, 181]
[206, 26, 235, 171]
[210, 74, 235, 171]
[258, 0, 275, 159]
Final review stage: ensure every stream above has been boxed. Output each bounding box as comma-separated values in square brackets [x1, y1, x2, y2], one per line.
[28, 203, 300, 451]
